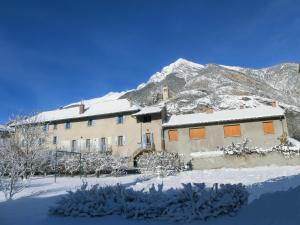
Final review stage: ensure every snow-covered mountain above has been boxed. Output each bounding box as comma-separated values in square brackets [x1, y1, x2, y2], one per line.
[120, 58, 300, 139]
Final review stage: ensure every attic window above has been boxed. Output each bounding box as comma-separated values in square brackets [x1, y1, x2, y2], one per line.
[262, 121, 274, 134]
[224, 124, 241, 137]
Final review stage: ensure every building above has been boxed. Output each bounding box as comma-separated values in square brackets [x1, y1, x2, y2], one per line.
[10, 96, 290, 169]
[163, 105, 287, 163]
[32, 99, 166, 159]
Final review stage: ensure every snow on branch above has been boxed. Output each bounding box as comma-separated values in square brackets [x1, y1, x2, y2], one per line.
[137, 151, 184, 177]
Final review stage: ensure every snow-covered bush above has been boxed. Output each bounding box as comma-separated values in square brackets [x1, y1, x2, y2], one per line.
[219, 138, 300, 158]
[219, 139, 266, 156]
[49, 182, 248, 222]
[136, 151, 183, 177]
[0, 138, 27, 200]
[32, 151, 130, 176]
[271, 145, 300, 158]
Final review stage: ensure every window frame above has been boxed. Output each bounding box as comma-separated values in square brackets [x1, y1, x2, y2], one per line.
[53, 123, 57, 130]
[189, 127, 206, 140]
[223, 124, 241, 137]
[168, 129, 178, 141]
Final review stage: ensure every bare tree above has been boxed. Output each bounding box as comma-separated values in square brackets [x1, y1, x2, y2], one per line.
[9, 114, 50, 177]
[0, 136, 26, 200]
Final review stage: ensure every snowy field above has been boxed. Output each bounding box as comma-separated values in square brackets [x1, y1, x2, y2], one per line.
[1, 166, 300, 225]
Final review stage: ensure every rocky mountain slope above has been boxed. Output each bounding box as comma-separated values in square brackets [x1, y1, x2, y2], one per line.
[120, 58, 300, 139]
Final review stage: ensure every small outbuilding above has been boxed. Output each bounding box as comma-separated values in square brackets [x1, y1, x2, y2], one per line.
[163, 105, 287, 163]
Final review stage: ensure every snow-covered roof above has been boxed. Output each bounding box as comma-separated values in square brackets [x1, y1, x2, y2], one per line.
[132, 106, 163, 116]
[63, 92, 128, 108]
[163, 106, 285, 128]
[34, 99, 140, 123]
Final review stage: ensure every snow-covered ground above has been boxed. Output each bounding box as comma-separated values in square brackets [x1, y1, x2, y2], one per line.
[1, 166, 300, 225]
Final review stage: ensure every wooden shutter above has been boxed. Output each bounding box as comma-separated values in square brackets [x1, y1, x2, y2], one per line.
[168, 129, 178, 141]
[262, 121, 274, 134]
[189, 128, 205, 139]
[224, 124, 241, 137]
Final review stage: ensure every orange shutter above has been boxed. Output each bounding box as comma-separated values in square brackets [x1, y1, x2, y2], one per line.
[263, 121, 274, 134]
[224, 125, 241, 137]
[189, 128, 205, 139]
[168, 130, 178, 141]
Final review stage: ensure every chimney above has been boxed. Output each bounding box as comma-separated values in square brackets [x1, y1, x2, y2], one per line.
[272, 101, 277, 107]
[79, 100, 85, 114]
[162, 85, 169, 101]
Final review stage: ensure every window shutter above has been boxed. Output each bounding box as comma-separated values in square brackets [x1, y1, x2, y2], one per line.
[263, 121, 274, 134]
[123, 115, 125, 123]
[224, 125, 241, 137]
[168, 130, 178, 141]
[122, 136, 126, 145]
[115, 117, 118, 124]
[114, 136, 118, 146]
[189, 128, 205, 139]
[150, 132, 154, 144]
[107, 137, 111, 145]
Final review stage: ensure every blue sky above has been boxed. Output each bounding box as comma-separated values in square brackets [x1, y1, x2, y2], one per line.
[0, 0, 299, 123]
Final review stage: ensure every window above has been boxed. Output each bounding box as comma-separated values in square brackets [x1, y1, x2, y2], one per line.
[118, 136, 124, 146]
[71, 140, 77, 152]
[168, 129, 178, 141]
[65, 121, 71, 129]
[86, 139, 91, 150]
[43, 124, 48, 131]
[53, 123, 57, 130]
[87, 119, 93, 127]
[262, 121, 274, 134]
[142, 115, 151, 123]
[116, 115, 124, 124]
[38, 138, 44, 146]
[189, 127, 205, 139]
[224, 124, 241, 137]
[53, 136, 57, 145]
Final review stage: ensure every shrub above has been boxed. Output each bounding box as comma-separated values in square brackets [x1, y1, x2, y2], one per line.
[49, 182, 248, 222]
[136, 151, 184, 177]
